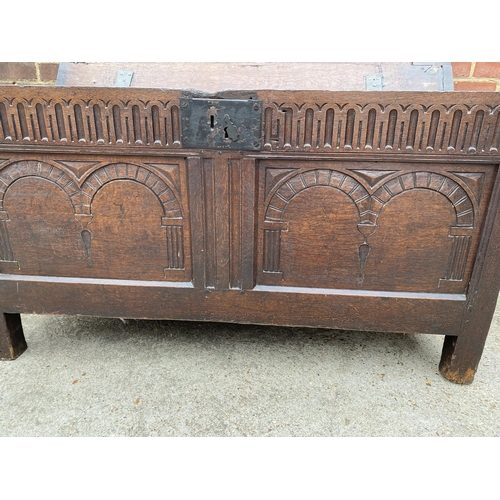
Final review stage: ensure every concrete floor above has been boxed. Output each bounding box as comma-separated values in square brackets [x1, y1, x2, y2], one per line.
[1, 301, 499, 437]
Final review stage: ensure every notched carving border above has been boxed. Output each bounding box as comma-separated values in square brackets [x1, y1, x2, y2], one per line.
[0, 94, 182, 149]
[262, 101, 500, 155]
[1, 88, 499, 157]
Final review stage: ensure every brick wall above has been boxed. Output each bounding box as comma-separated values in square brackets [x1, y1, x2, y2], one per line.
[0, 63, 59, 85]
[452, 62, 500, 91]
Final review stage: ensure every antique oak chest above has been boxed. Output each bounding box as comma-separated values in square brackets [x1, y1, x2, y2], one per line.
[1, 63, 499, 384]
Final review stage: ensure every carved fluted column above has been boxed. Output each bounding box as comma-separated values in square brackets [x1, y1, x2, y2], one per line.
[0, 210, 18, 272]
[442, 227, 474, 282]
[161, 217, 185, 271]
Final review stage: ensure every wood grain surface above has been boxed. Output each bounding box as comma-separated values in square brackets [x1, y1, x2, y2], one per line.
[0, 80, 499, 383]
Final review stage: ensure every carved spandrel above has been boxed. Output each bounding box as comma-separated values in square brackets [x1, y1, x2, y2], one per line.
[54, 160, 103, 180]
[264, 168, 297, 198]
[451, 172, 485, 204]
[145, 163, 181, 197]
[348, 169, 399, 189]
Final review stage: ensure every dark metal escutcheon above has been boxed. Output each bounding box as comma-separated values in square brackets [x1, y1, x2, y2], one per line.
[180, 98, 262, 150]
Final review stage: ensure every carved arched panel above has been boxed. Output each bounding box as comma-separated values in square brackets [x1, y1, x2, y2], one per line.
[258, 162, 486, 293]
[80, 163, 182, 218]
[1, 176, 86, 276]
[0, 160, 79, 212]
[86, 180, 175, 280]
[268, 186, 364, 288]
[0, 159, 190, 281]
[80, 163, 188, 280]
[362, 189, 457, 292]
[260, 168, 369, 287]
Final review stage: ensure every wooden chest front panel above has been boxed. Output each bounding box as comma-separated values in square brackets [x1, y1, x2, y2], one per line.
[257, 160, 496, 294]
[0, 87, 498, 321]
[0, 153, 495, 299]
[1, 82, 499, 383]
[0, 156, 192, 282]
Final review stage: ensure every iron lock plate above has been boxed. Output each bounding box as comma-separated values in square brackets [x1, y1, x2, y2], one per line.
[180, 98, 262, 150]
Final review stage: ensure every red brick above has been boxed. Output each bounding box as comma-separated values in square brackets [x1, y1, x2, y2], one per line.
[452, 62, 471, 77]
[454, 81, 497, 91]
[473, 62, 500, 78]
[0, 62, 37, 81]
[38, 63, 60, 81]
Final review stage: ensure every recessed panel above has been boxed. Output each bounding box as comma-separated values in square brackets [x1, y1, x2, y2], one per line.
[258, 160, 496, 294]
[2, 177, 86, 276]
[0, 159, 192, 282]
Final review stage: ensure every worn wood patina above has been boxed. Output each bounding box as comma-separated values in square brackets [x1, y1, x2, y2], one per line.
[0, 66, 499, 384]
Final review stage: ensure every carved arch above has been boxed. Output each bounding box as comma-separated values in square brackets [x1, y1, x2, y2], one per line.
[0, 160, 78, 211]
[263, 169, 371, 274]
[373, 172, 474, 227]
[372, 171, 476, 284]
[79, 163, 185, 270]
[265, 169, 370, 223]
[79, 163, 182, 218]
[0, 160, 79, 264]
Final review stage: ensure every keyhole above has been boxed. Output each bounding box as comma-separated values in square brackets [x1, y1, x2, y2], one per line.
[210, 114, 215, 129]
[223, 114, 239, 141]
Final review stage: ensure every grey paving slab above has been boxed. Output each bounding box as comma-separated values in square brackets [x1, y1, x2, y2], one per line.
[0, 301, 499, 437]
